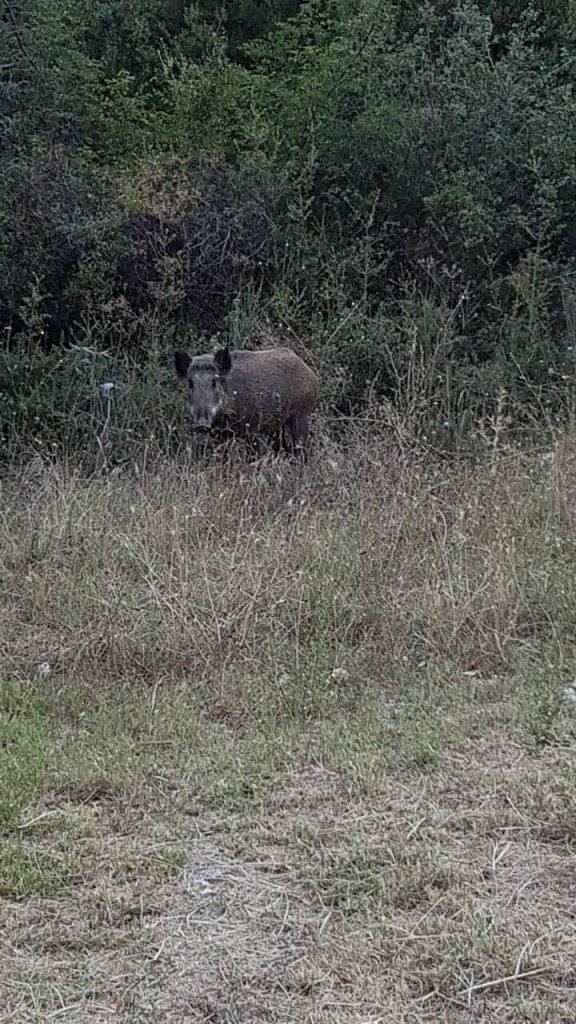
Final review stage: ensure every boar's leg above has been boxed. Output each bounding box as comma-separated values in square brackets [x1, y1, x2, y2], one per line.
[285, 412, 311, 458]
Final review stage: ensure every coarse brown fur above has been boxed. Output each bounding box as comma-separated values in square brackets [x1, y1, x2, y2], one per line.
[174, 345, 319, 452]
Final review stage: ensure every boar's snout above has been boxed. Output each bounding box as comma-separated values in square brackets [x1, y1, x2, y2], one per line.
[190, 407, 216, 431]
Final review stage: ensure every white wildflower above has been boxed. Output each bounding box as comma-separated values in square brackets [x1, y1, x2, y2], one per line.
[331, 667, 349, 683]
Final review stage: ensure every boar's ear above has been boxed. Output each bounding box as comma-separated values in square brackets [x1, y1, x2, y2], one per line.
[214, 345, 232, 375]
[174, 350, 191, 379]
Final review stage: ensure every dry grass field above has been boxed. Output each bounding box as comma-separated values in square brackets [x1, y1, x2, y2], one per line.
[1, 427, 576, 1022]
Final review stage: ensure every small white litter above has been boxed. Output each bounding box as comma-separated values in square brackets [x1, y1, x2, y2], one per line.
[191, 866, 224, 893]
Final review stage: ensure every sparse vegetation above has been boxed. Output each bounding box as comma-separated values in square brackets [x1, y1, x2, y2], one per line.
[1, 431, 576, 1021]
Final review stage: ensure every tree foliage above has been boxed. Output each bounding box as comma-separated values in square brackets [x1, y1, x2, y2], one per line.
[2, 0, 576, 455]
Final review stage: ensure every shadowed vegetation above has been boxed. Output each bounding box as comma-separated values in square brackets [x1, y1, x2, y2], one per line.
[3, 0, 576, 461]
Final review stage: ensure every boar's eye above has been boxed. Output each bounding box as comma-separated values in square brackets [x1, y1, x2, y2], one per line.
[212, 377, 218, 389]
[188, 379, 194, 390]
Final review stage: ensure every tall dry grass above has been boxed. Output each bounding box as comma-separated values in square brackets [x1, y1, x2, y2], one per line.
[2, 425, 576, 705]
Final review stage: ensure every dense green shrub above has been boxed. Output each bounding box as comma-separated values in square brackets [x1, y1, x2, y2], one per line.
[0, 334, 183, 467]
[2, 0, 576, 460]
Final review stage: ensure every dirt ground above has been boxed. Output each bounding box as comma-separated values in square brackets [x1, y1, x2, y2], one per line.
[3, 740, 576, 1024]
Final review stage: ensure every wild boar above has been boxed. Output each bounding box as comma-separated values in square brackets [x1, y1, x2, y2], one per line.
[174, 345, 318, 451]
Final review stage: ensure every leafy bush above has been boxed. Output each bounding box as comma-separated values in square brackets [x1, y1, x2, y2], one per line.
[3, 0, 576, 461]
